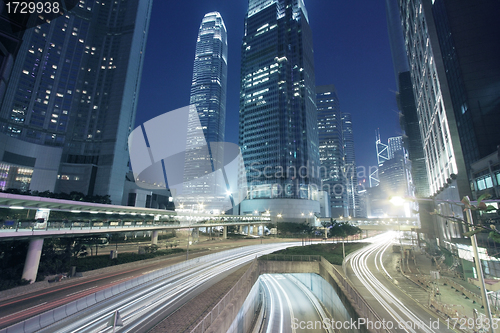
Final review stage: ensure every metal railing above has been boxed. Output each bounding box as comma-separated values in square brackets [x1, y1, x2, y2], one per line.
[0, 219, 269, 235]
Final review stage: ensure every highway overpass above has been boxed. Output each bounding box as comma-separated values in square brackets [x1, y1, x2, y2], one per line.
[0, 192, 418, 283]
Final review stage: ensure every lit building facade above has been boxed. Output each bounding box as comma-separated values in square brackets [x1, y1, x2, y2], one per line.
[396, 0, 500, 252]
[239, 0, 321, 221]
[177, 12, 228, 213]
[317, 85, 345, 218]
[388, 136, 403, 159]
[0, 0, 153, 203]
[398, 0, 464, 199]
[342, 113, 360, 217]
[189, 12, 227, 145]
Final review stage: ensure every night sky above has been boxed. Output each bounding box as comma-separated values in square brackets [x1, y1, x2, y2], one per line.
[136, 0, 401, 184]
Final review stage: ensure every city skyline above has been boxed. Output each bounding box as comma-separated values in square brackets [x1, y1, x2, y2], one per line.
[137, 0, 401, 180]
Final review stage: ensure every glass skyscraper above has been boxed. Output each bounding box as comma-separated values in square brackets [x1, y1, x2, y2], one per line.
[176, 12, 228, 213]
[239, 0, 321, 220]
[341, 113, 360, 217]
[395, 0, 500, 246]
[316, 85, 346, 218]
[0, 0, 153, 204]
[189, 12, 227, 145]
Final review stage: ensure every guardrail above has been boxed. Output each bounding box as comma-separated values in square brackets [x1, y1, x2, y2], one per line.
[257, 254, 321, 262]
[0, 220, 269, 236]
[190, 258, 260, 333]
[0, 220, 182, 232]
[441, 277, 484, 310]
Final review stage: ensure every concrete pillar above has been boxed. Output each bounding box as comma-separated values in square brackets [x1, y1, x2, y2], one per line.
[22, 238, 44, 283]
[151, 230, 159, 245]
[223, 226, 227, 239]
[324, 228, 328, 239]
[239, 225, 243, 234]
[253, 225, 257, 235]
[193, 227, 199, 241]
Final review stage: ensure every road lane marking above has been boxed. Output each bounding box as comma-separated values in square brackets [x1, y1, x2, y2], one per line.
[66, 286, 98, 297]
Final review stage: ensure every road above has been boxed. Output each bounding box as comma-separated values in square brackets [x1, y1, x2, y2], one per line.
[1, 242, 301, 332]
[345, 233, 455, 333]
[257, 274, 333, 333]
[0, 237, 273, 329]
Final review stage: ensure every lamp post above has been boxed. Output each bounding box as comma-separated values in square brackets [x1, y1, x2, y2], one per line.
[186, 230, 190, 260]
[464, 196, 493, 327]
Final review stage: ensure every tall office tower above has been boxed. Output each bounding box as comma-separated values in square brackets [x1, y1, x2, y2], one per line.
[397, 72, 429, 198]
[386, 0, 429, 199]
[398, 0, 500, 197]
[342, 113, 360, 217]
[317, 85, 346, 218]
[0, 0, 152, 204]
[396, 0, 500, 244]
[0, 6, 30, 107]
[177, 12, 228, 213]
[189, 12, 227, 145]
[239, 0, 321, 222]
[388, 136, 403, 160]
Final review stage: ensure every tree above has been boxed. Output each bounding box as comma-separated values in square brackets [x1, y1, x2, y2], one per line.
[328, 222, 361, 238]
[430, 194, 500, 243]
[277, 222, 312, 236]
[328, 222, 361, 259]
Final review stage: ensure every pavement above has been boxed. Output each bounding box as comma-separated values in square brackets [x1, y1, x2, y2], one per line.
[384, 244, 500, 332]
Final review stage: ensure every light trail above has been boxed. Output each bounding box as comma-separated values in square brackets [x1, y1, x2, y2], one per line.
[348, 234, 436, 333]
[25, 243, 301, 333]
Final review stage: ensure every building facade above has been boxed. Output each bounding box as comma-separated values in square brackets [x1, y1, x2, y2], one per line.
[342, 113, 360, 217]
[395, 0, 500, 266]
[317, 85, 345, 218]
[177, 12, 229, 213]
[0, 0, 153, 204]
[239, 0, 321, 221]
[388, 136, 403, 160]
[397, 71, 429, 198]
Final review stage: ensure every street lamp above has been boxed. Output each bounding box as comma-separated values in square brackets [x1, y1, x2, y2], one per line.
[186, 229, 190, 260]
[464, 197, 493, 326]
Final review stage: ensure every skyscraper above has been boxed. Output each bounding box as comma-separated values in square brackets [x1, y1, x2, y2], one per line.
[317, 85, 345, 218]
[397, 71, 429, 198]
[0, 0, 153, 204]
[388, 136, 403, 160]
[395, 0, 500, 245]
[342, 113, 360, 217]
[239, 0, 321, 221]
[386, 0, 430, 199]
[189, 12, 227, 145]
[176, 12, 228, 213]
